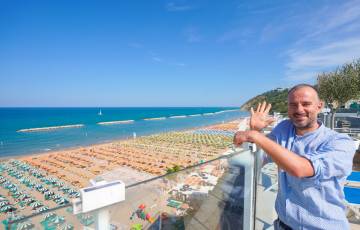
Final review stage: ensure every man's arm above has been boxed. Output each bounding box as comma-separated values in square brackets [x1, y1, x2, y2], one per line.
[234, 130, 315, 178]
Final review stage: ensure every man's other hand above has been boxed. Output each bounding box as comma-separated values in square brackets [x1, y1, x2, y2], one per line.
[250, 101, 275, 131]
[233, 130, 258, 146]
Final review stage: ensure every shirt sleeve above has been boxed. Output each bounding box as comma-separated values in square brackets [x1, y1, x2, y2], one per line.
[307, 133, 356, 180]
[263, 120, 287, 164]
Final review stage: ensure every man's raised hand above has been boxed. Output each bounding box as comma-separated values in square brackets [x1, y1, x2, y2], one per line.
[250, 101, 275, 131]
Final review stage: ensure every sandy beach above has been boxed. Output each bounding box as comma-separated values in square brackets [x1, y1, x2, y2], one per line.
[0, 119, 242, 229]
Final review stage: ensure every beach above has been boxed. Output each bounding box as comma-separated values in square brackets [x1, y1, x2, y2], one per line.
[0, 119, 242, 229]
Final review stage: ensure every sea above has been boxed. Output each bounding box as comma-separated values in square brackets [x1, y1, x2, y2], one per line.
[0, 107, 247, 157]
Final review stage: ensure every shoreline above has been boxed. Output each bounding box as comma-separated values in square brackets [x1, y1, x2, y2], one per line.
[0, 118, 244, 162]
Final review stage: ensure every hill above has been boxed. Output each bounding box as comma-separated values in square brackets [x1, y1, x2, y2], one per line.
[240, 88, 288, 113]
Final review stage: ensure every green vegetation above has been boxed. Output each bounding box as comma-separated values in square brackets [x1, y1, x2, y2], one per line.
[166, 165, 181, 174]
[241, 59, 360, 118]
[240, 88, 289, 113]
[318, 59, 360, 110]
[317, 59, 360, 128]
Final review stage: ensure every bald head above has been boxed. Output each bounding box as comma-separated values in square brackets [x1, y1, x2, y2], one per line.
[288, 84, 320, 101]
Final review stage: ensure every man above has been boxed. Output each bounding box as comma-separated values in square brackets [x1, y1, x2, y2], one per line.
[233, 84, 356, 230]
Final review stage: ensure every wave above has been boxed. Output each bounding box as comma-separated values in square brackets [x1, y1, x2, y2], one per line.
[223, 109, 238, 112]
[169, 115, 187, 119]
[214, 109, 239, 114]
[17, 124, 84, 133]
[144, 117, 167, 121]
[203, 113, 214, 116]
[189, 114, 202, 117]
[97, 120, 134, 125]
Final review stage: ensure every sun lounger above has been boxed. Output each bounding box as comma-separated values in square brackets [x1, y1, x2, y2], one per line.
[344, 186, 360, 220]
[347, 171, 360, 182]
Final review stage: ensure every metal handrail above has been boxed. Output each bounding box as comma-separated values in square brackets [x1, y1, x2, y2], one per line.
[8, 148, 252, 229]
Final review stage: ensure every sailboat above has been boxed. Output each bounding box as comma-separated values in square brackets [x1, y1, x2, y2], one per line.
[98, 109, 102, 116]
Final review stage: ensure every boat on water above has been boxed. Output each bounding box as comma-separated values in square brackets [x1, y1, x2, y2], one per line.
[98, 109, 102, 116]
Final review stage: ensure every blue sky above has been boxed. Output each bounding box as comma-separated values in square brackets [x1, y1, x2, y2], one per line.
[1, 0, 360, 107]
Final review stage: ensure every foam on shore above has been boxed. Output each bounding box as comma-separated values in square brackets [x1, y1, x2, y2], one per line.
[214, 109, 239, 114]
[17, 124, 84, 133]
[169, 115, 187, 119]
[144, 117, 167, 121]
[97, 120, 134, 125]
[189, 114, 202, 117]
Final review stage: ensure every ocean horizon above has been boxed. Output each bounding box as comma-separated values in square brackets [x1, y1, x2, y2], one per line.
[0, 107, 247, 157]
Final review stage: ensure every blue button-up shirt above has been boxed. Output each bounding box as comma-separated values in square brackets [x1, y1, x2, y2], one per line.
[268, 119, 356, 230]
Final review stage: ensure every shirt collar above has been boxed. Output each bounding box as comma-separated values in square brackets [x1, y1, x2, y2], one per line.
[293, 120, 324, 138]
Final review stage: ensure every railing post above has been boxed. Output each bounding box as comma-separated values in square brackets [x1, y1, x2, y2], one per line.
[95, 208, 110, 230]
[231, 143, 257, 230]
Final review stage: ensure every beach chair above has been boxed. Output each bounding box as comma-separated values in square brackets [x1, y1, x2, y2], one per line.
[345, 171, 360, 220]
[347, 171, 360, 183]
[344, 186, 360, 220]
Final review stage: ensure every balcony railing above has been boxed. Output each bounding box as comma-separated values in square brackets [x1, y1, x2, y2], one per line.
[2, 130, 360, 230]
[3, 143, 261, 230]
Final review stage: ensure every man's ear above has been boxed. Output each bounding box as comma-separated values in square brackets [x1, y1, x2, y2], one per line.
[318, 100, 324, 110]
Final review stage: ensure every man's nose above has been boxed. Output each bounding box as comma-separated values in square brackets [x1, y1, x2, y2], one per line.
[295, 104, 305, 112]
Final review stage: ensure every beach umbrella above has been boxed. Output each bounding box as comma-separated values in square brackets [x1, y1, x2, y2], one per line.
[51, 216, 65, 224]
[74, 192, 80, 198]
[61, 187, 70, 193]
[19, 194, 29, 200]
[27, 182, 35, 188]
[37, 206, 49, 212]
[43, 212, 56, 221]
[6, 183, 14, 188]
[35, 184, 43, 189]
[1, 206, 9, 212]
[13, 191, 21, 196]
[1, 205, 15, 213]
[2, 215, 24, 228]
[30, 201, 42, 208]
[24, 198, 33, 203]
[53, 194, 62, 199]
[16, 221, 34, 230]
[56, 198, 68, 205]
[0, 201, 9, 206]
[60, 224, 74, 230]
[44, 191, 54, 195]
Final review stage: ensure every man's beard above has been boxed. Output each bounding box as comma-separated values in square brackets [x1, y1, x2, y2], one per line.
[292, 117, 316, 130]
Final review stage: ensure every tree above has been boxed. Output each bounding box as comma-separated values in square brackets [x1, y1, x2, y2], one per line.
[317, 59, 360, 128]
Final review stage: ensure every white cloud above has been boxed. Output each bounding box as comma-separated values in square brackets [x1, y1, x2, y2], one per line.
[284, 0, 360, 82]
[285, 37, 360, 81]
[302, 0, 360, 40]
